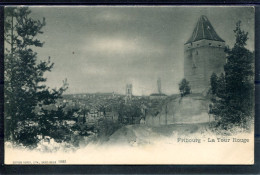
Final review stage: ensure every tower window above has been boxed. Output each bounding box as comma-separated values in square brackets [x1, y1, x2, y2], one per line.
[196, 51, 198, 55]
[209, 43, 212, 46]
[218, 45, 221, 47]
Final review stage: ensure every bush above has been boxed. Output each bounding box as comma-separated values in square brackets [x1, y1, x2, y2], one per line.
[179, 78, 191, 97]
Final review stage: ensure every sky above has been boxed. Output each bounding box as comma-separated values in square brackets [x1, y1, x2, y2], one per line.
[27, 6, 254, 95]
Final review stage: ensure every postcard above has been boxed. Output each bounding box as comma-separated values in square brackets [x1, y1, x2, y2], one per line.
[4, 6, 255, 164]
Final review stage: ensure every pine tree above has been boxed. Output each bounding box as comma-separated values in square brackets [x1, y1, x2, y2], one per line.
[209, 21, 254, 129]
[209, 73, 218, 95]
[4, 7, 68, 147]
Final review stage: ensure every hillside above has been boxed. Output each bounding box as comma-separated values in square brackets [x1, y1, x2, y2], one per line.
[105, 123, 210, 146]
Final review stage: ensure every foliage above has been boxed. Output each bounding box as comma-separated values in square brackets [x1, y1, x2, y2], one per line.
[96, 119, 121, 139]
[209, 21, 254, 129]
[179, 78, 191, 97]
[117, 102, 142, 124]
[4, 7, 68, 146]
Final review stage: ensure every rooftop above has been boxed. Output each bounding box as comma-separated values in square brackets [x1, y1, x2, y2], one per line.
[185, 15, 225, 44]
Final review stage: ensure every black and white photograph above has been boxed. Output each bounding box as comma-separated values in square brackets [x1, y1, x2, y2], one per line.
[4, 6, 255, 164]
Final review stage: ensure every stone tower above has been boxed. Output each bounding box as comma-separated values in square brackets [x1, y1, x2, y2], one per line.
[125, 84, 132, 103]
[157, 78, 162, 94]
[184, 15, 226, 94]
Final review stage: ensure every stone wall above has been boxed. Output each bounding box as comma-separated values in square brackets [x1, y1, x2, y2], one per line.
[145, 94, 213, 126]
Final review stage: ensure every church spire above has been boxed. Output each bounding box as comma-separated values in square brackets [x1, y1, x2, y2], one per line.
[186, 15, 225, 44]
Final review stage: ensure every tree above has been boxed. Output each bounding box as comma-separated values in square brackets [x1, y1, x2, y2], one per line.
[209, 73, 218, 95]
[209, 21, 254, 129]
[4, 7, 68, 147]
[179, 78, 191, 97]
[117, 102, 142, 125]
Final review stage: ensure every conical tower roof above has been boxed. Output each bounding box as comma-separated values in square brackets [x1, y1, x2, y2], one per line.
[186, 15, 225, 44]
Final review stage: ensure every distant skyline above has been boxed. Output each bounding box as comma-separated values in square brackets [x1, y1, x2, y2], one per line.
[28, 6, 254, 95]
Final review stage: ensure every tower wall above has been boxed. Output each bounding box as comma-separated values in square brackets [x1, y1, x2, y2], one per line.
[184, 39, 226, 93]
